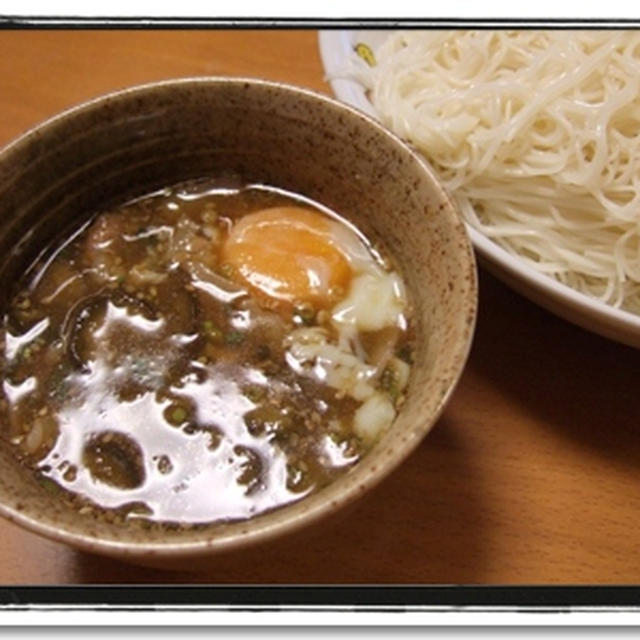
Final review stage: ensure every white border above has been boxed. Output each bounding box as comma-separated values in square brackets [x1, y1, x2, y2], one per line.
[0, 607, 639, 626]
[1, 1, 640, 18]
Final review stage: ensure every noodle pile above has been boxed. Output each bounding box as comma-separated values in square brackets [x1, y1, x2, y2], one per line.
[349, 30, 640, 314]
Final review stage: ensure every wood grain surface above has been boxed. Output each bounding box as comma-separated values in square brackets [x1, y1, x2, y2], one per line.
[0, 28, 638, 585]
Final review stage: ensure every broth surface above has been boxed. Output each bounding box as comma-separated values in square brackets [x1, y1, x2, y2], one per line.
[0, 179, 412, 525]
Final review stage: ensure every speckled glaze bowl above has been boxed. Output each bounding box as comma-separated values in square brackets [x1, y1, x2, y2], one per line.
[0, 78, 477, 569]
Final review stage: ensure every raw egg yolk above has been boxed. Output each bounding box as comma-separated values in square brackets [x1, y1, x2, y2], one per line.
[221, 206, 352, 310]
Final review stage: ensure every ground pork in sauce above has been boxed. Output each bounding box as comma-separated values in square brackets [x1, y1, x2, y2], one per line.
[0, 178, 413, 526]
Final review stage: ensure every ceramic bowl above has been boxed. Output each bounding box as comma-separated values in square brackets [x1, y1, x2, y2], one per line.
[0, 77, 477, 568]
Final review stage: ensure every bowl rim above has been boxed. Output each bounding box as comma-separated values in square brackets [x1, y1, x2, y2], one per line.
[0, 75, 478, 559]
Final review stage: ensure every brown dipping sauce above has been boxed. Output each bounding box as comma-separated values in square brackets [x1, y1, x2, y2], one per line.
[0, 178, 412, 526]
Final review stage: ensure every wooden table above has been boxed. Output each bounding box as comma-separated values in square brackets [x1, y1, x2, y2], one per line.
[0, 28, 638, 586]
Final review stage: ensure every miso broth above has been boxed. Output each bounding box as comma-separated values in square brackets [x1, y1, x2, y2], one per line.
[0, 179, 413, 525]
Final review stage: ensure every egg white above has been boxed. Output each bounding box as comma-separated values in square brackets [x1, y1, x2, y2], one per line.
[283, 215, 410, 443]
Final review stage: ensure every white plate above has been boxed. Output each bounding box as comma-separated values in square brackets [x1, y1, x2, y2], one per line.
[318, 29, 640, 350]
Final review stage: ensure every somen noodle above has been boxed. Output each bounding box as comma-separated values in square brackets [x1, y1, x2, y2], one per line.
[348, 30, 640, 314]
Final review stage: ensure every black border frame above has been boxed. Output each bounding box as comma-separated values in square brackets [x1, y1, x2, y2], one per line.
[0, 585, 639, 611]
[0, 14, 638, 618]
[2, 16, 640, 29]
